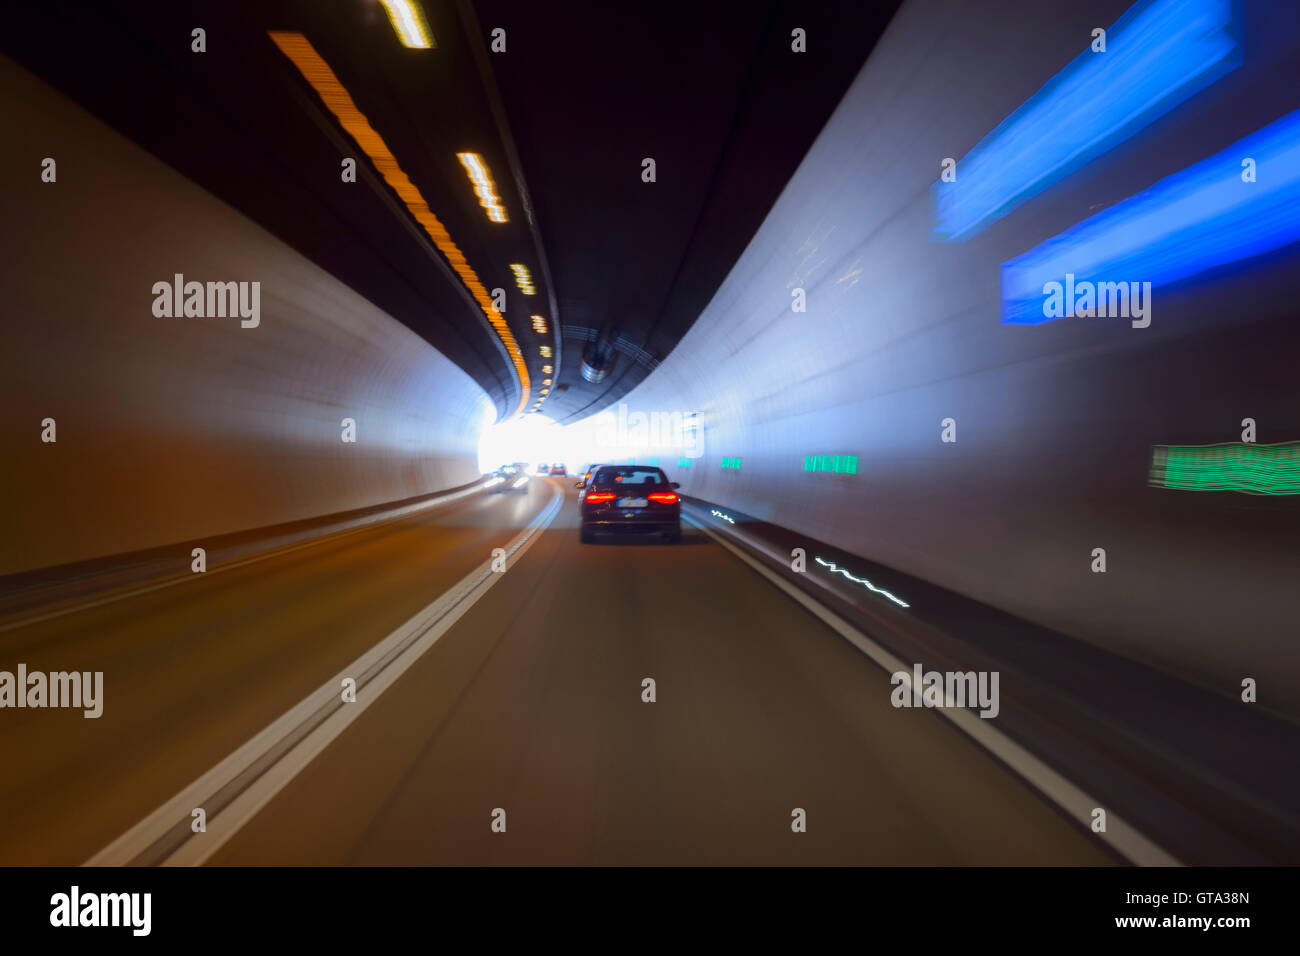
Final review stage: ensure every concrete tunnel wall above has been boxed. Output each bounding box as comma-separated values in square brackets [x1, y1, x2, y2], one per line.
[0, 55, 495, 576]
[614, 0, 1300, 713]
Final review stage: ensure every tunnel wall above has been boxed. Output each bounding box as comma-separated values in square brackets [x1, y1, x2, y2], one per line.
[616, 0, 1300, 712]
[0, 56, 495, 576]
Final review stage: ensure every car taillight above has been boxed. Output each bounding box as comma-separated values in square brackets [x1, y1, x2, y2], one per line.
[647, 492, 678, 504]
[585, 492, 616, 503]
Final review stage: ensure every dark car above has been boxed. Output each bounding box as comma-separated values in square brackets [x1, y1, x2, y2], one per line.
[580, 465, 681, 543]
[490, 465, 528, 492]
[549, 464, 568, 476]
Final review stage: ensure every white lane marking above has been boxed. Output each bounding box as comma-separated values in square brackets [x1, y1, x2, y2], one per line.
[682, 511, 1181, 867]
[86, 484, 564, 867]
[1, 480, 497, 634]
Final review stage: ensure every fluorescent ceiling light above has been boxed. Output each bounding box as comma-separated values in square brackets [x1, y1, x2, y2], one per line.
[456, 152, 507, 223]
[378, 0, 435, 49]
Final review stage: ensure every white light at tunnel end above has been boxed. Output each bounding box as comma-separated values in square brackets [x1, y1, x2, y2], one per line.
[479, 403, 706, 474]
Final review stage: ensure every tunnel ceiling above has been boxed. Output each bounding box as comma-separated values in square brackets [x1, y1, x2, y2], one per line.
[3, 0, 900, 422]
[478, 0, 903, 422]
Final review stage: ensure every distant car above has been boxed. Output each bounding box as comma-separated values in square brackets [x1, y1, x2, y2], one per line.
[549, 464, 567, 476]
[491, 465, 528, 493]
[580, 465, 681, 543]
[535, 463, 550, 475]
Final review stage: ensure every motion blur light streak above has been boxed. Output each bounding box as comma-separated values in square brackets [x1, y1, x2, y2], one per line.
[1001, 106, 1300, 324]
[455, 152, 507, 223]
[1150, 442, 1300, 494]
[378, 0, 435, 49]
[932, 0, 1241, 242]
[710, 509, 736, 524]
[814, 557, 911, 609]
[267, 31, 529, 415]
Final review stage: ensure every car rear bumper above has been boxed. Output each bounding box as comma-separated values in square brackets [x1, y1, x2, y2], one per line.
[582, 519, 679, 535]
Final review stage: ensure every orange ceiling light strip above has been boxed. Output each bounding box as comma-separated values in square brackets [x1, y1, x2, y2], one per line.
[268, 31, 529, 417]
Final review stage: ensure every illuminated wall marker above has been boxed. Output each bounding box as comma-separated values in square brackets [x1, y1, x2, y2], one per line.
[1002, 107, 1300, 324]
[814, 557, 910, 608]
[268, 32, 528, 416]
[378, 0, 435, 49]
[456, 152, 507, 223]
[1150, 442, 1300, 495]
[933, 0, 1241, 242]
[803, 454, 858, 474]
[721, 457, 742, 470]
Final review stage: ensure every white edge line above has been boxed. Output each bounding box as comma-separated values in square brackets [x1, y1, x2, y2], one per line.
[683, 511, 1181, 868]
[85, 484, 563, 867]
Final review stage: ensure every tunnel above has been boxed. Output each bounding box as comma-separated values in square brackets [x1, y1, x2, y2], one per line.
[2, 0, 1299, 892]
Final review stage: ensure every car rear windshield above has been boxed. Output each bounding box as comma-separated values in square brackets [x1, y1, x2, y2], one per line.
[591, 467, 669, 488]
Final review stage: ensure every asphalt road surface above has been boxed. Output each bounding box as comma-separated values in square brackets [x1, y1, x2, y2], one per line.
[0, 479, 1113, 865]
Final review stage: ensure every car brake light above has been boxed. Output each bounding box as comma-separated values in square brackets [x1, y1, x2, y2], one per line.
[647, 492, 678, 504]
[585, 492, 616, 502]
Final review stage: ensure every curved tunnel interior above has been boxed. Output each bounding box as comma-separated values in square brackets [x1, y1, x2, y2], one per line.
[1, 0, 1299, 879]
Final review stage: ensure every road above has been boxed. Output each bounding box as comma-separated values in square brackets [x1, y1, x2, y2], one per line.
[0, 479, 1113, 865]
[0, 483, 545, 865]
